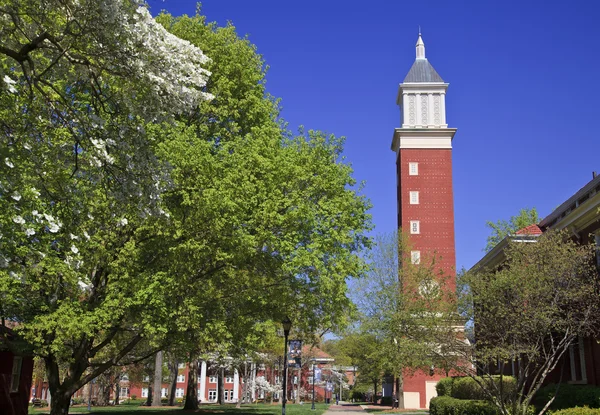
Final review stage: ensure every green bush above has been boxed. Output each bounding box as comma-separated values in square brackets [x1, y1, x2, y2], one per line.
[380, 396, 393, 405]
[448, 376, 516, 401]
[71, 397, 85, 405]
[430, 396, 499, 415]
[534, 384, 600, 411]
[436, 377, 454, 397]
[552, 408, 600, 415]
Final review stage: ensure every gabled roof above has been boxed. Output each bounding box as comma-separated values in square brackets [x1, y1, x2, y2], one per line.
[403, 59, 444, 83]
[515, 224, 543, 235]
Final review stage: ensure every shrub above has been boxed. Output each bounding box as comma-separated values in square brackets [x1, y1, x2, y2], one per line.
[436, 377, 454, 397]
[131, 395, 137, 400]
[380, 396, 393, 405]
[450, 376, 516, 401]
[430, 396, 499, 415]
[534, 384, 600, 411]
[71, 397, 85, 405]
[552, 408, 600, 415]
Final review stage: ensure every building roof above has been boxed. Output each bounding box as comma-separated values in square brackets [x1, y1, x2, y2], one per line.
[540, 173, 600, 229]
[403, 59, 444, 83]
[302, 345, 334, 362]
[514, 224, 543, 235]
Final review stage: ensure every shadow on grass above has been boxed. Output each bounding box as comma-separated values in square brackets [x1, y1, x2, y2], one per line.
[30, 403, 330, 415]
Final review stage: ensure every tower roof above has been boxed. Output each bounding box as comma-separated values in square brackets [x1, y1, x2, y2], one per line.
[403, 33, 444, 83]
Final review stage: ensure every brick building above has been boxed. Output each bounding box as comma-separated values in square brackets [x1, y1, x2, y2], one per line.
[0, 327, 34, 415]
[471, 173, 600, 387]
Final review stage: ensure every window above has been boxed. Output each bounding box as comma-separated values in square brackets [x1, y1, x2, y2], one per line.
[410, 220, 420, 234]
[10, 356, 22, 393]
[293, 375, 298, 385]
[569, 336, 587, 383]
[209, 376, 217, 383]
[177, 374, 185, 383]
[143, 375, 149, 382]
[411, 251, 421, 265]
[409, 162, 418, 176]
[176, 388, 184, 398]
[161, 388, 167, 398]
[178, 363, 186, 369]
[224, 390, 231, 401]
[410, 191, 419, 205]
[208, 389, 217, 402]
[120, 387, 129, 398]
[141, 388, 148, 398]
[121, 374, 129, 381]
[225, 375, 234, 383]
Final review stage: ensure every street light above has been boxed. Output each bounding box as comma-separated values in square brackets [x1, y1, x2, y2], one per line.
[281, 317, 292, 415]
[311, 359, 316, 410]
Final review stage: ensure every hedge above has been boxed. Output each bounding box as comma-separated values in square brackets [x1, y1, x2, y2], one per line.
[430, 396, 499, 415]
[437, 377, 454, 397]
[534, 384, 600, 411]
[552, 408, 600, 415]
[434, 376, 517, 401]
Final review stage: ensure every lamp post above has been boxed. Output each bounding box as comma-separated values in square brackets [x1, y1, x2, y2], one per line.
[311, 360, 316, 410]
[281, 317, 292, 415]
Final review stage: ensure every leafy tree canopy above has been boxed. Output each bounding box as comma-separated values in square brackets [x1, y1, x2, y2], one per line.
[485, 208, 539, 252]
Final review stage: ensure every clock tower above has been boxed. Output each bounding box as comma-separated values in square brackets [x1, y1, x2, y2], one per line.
[391, 33, 457, 291]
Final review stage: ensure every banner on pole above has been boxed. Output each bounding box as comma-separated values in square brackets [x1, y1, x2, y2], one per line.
[314, 367, 322, 382]
[288, 339, 303, 368]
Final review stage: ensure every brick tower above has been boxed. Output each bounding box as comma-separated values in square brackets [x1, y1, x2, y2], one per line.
[388, 34, 458, 409]
[391, 33, 457, 290]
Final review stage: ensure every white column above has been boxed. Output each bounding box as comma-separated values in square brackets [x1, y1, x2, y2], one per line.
[199, 361, 207, 402]
[441, 92, 447, 126]
[402, 93, 408, 127]
[233, 369, 239, 402]
[428, 93, 434, 127]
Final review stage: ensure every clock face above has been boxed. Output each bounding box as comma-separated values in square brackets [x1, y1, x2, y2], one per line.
[418, 278, 440, 297]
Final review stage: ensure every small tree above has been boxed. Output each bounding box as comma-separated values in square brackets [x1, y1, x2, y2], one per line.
[485, 208, 539, 252]
[457, 230, 600, 415]
[355, 231, 460, 409]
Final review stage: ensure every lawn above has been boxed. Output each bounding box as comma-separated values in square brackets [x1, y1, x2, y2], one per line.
[29, 402, 331, 415]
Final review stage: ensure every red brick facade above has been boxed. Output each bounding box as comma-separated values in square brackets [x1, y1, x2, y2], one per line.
[397, 148, 456, 290]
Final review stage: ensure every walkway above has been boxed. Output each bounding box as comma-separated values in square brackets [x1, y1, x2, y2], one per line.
[323, 402, 368, 415]
[324, 401, 428, 415]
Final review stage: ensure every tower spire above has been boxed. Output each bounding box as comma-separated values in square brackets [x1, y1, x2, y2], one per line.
[416, 31, 425, 59]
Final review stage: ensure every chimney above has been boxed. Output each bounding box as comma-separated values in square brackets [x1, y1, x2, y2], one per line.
[593, 171, 598, 179]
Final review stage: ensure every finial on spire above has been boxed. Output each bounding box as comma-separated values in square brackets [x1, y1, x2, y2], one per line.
[416, 31, 425, 60]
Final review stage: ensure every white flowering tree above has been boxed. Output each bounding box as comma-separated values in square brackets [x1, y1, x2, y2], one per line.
[1, 5, 372, 415]
[0, 1, 212, 414]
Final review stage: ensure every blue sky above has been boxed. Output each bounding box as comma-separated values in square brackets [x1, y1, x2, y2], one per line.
[148, 0, 600, 271]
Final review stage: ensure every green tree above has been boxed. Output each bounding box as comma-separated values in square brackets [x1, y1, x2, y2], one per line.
[1, 4, 371, 415]
[485, 208, 539, 252]
[457, 230, 600, 415]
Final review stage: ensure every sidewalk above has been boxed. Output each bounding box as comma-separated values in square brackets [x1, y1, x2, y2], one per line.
[323, 401, 367, 414]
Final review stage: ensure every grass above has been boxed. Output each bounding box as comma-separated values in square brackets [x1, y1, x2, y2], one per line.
[29, 402, 331, 415]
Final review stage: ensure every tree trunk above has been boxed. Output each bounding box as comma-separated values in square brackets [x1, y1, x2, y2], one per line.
[236, 371, 242, 408]
[152, 351, 163, 406]
[396, 373, 405, 409]
[114, 382, 120, 405]
[373, 380, 377, 403]
[145, 372, 154, 406]
[218, 366, 225, 404]
[48, 392, 71, 415]
[168, 358, 178, 406]
[183, 359, 199, 410]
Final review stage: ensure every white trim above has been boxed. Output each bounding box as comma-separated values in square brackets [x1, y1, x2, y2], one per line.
[411, 251, 421, 265]
[400, 137, 452, 149]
